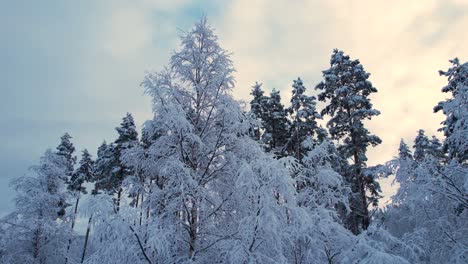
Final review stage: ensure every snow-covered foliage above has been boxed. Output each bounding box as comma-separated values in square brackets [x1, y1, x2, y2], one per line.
[434, 58, 468, 162]
[382, 146, 468, 263]
[249, 82, 269, 141]
[287, 78, 323, 160]
[1, 150, 70, 264]
[262, 88, 290, 156]
[94, 113, 139, 212]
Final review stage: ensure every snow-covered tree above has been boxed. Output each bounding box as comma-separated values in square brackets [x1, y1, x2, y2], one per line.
[139, 18, 300, 263]
[222, 140, 296, 263]
[434, 58, 468, 162]
[398, 139, 412, 160]
[69, 149, 94, 195]
[382, 143, 468, 263]
[116, 113, 139, 145]
[141, 17, 243, 261]
[428, 136, 444, 160]
[413, 129, 430, 162]
[287, 78, 322, 161]
[316, 49, 382, 233]
[56, 132, 76, 178]
[262, 88, 290, 156]
[94, 142, 120, 201]
[0, 150, 70, 264]
[250, 82, 269, 141]
[282, 138, 412, 264]
[65, 149, 95, 263]
[94, 113, 138, 212]
[297, 139, 350, 211]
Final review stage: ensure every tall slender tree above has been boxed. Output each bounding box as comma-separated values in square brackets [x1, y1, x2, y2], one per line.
[249, 82, 269, 141]
[65, 149, 94, 264]
[56, 133, 76, 179]
[287, 77, 322, 161]
[398, 139, 413, 160]
[94, 113, 138, 212]
[263, 88, 290, 156]
[315, 49, 382, 233]
[413, 129, 430, 162]
[434, 58, 468, 162]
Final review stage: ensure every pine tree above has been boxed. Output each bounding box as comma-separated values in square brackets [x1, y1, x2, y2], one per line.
[249, 82, 269, 141]
[55, 134, 76, 221]
[65, 149, 94, 263]
[116, 113, 139, 145]
[428, 136, 444, 159]
[262, 88, 290, 156]
[94, 113, 138, 212]
[398, 139, 413, 160]
[413, 129, 430, 162]
[69, 149, 94, 194]
[287, 77, 322, 160]
[65, 149, 94, 264]
[315, 49, 382, 233]
[434, 58, 468, 162]
[56, 132, 76, 180]
[92, 141, 107, 194]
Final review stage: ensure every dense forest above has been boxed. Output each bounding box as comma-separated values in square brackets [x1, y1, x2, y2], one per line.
[0, 18, 466, 264]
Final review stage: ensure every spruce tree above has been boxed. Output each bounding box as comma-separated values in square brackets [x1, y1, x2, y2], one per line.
[56, 132, 76, 180]
[287, 77, 322, 160]
[263, 88, 290, 156]
[434, 58, 468, 162]
[413, 129, 430, 162]
[94, 113, 138, 212]
[65, 149, 94, 264]
[398, 139, 413, 160]
[69, 149, 94, 194]
[68, 149, 94, 218]
[55, 134, 76, 220]
[249, 82, 269, 141]
[428, 136, 444, 159]
[116, 113, 139, 145]
[315, 49, 382, 233]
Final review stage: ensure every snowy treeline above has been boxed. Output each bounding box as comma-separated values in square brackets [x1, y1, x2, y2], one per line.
[1, 18, 466, 264]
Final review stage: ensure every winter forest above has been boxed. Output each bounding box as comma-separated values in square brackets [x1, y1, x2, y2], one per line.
[0, 18, 467, 264]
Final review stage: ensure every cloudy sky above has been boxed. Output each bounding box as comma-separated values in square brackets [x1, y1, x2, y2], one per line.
[1, 0, 467, 214]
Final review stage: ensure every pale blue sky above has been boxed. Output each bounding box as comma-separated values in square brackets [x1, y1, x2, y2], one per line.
[1, 0, 467, 214]
[0, 0, 220, 215]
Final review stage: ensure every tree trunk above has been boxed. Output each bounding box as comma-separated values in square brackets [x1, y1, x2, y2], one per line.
[139, 192, 144, 226]
[32, 225, 41, 260]
[65, 193, 80, 264]
[188, 201, 198, 259]
[359, 176, 370, 229]
[116, 188, 122, 213]
[353, 152, 369, 231]
[80, 214, 93, 263]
